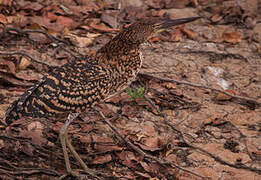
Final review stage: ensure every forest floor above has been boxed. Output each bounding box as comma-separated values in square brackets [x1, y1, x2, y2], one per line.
[0, 0, 260, 179]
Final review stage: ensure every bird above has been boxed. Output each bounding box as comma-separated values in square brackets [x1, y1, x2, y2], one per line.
[4, 16, 200, 178]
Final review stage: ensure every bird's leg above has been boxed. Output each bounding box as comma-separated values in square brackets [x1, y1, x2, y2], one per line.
[59, 113, 100, 179]
[64, 126, 98, 177]
[59, 113, 78, 174]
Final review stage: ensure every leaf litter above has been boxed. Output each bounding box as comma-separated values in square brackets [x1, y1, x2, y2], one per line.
[0, 0, 260, 179]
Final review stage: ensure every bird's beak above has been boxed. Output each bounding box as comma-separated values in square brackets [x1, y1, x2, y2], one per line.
[159, 16, 201, 30]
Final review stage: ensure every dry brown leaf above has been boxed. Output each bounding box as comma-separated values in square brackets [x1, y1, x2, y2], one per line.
[144, 0, 163, 9]
[121, 104, 139, 118]
[27, 23, 44, 30]
[149, 36, 161, 43]
[181, 27, 197, 39]
[215, 89, 235, 101]
[257, 46, 261, 55]
[0, 59, 16, 74]
[80, 124, 95, 132]
[29, 16, 64, 32]
[151, 10, 165, 17]
[203, 115, 224, 125]
[91, 154, 112, 164]
[47, 29, 58, 37]
[89, 21, 117, 32]
[95, 144, 124, 153]
[15, 70, 40, 81]
[211, 14, 223, 23]
[168, 0, 190, 9]
[20, 121, 47, 146]
[101, 13, 117, 28]
[0, 0, 12, 6]
[136, 137, 161, 151]
[139, 161, 160, 175]
[56, 16, 73, 27]
[46, 12, 58, 21]
[23, 2, 44, 11]
[134, 171, 152, 178]
[162, 82, 176, 89]
[64, 30, 100, 47]
[0, 14, 7, 24]
[28, 33, 49, 43]
[222, 32, 242, 44]
[116, 151, 137, 168]
[171, 28, 183, 42]
[0, 139, 4, 149]
[21, 142, 34, 156]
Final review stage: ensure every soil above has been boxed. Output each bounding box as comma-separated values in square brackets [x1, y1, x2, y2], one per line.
[0, 0, 260, 179]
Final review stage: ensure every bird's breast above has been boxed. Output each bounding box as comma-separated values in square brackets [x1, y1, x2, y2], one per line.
[107, 51, 143, 97]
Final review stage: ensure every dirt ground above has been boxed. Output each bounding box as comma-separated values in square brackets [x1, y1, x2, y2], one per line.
[0, 0, 260, 179]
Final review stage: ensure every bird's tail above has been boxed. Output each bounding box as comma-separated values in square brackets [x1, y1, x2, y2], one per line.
[4, 99, 22, 125]
[4, 79, 46, 125]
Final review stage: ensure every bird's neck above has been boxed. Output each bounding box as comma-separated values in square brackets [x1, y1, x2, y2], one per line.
[95, 37, 142, 71]
[95, 37, 143, 93]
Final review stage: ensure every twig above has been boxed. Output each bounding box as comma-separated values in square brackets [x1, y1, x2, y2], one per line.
[138, 72, 261, 107]
[94, 105, 206, 179]
[144, 96, 261, 174]
[1, 27, 80, 58]
[0, 158, 60, 176]
[191, 145, 261, 174]
[180, 50, 248, 62]
[1, 27, 66, 44]
[0, 51, 50, 66]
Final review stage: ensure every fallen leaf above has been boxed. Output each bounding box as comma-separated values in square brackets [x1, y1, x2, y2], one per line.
[222, 32, 242, 44]
[180, 27, 197, 39]
[21, 142, 34, 156]
[95, 144, 124, 153]
[151, 10, 165, 17]
[91, 154, 112, 164]
[56, 16, 73, 27]
[167, 0, 190, 9]
[136, 137, 161, 151]
[0, 14, 7, 24]
[23, 2, 44, 11]
[29, 33, 50, 43]
[89, 21, 118, 32]
[211, 14, 223, 23]
[0, 59, 16, 74]
[64, 32, 100, 47]
[101, 13, 118, 28]
[162, 82, 176, 89]
[116, 151, 137, 168]
[15, 121, 47, 147]
[171, 28, 183, 42]
[15, 70, 41, 81]
[46, 12, 58, 21]
[149, 36, 161, 43]
[27, 23, 45, 30]
[215, 89, 235, 101]
[121, 104, 139, 118]
[134, 171, 152, 178]
[139, 161, 160, 175]
[29, 16, 64, 32]
[0, 139, 4, 149]
[0, 0, 12, 6]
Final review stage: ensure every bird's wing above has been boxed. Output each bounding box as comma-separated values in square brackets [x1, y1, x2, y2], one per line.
[5, 62, 112, 125]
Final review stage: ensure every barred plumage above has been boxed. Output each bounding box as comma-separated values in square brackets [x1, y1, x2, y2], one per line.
[4, 17, 200, 176]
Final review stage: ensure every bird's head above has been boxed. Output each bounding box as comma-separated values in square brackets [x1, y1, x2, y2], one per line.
[118, 16, 201, 45]
[96, 16, 201, 61]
